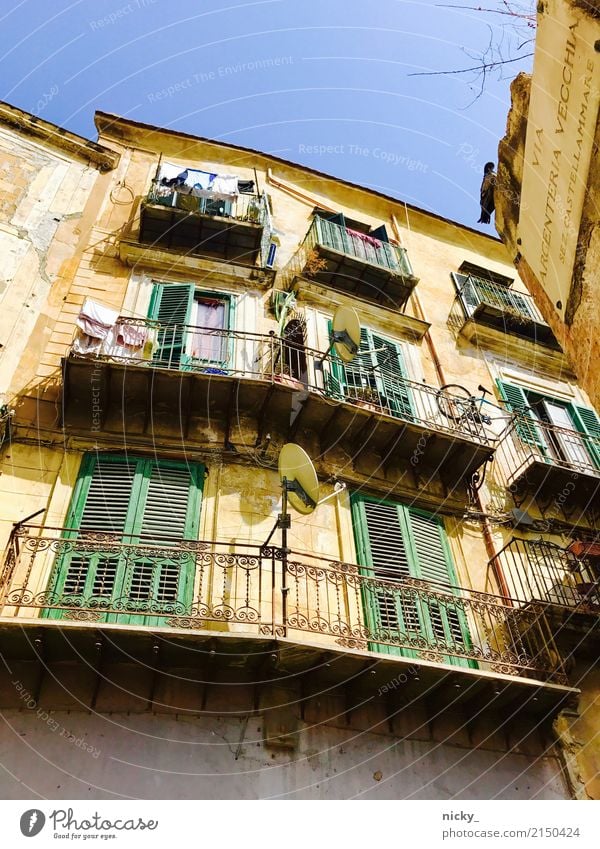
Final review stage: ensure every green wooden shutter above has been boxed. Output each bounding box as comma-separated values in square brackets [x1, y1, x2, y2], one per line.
[570, 404, 600, 469]
[371, 333, 413, 420]
[125, 461, 203, 617]
[407, 510, 472, 662]
[496, 380, 547, 452]
[48, 454, 204, 624]
[136, 462, 202, 541]
[325, 321, 371, 400]
[77, 457, 138, 534]
[355, 499, 421, 654]
[352, 496, 475, 666]
[57, 456, 140, 603]
[149, 282, 195, 368]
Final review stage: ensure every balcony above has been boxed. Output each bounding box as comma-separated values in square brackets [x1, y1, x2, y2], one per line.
[284, 216, 418, 308]
[62, 321, 499, 494]
[452, 274, 561, 351]
[489, 537, 600, 651]
[499, 416, 600, 514]
[139, 186, 271, 266]
[0, 525, 569, 694]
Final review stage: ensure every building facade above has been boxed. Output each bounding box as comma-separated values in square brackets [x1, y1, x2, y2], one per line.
[0, 103, 598, 799]
[496, 0, 600, 409]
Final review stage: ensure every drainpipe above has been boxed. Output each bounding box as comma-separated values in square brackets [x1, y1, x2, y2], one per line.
[393, 206, 510, 599]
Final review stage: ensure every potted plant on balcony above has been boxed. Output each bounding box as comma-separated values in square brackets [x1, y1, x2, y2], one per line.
[303, 249, 328, 279]
[273, 366, 303, 391]
[352, 387, 381, 413]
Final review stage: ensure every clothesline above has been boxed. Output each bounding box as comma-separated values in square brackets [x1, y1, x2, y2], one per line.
[156, 162, 255, 200]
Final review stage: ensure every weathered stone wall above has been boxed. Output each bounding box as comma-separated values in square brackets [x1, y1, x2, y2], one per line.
[0, 703, 567, 800]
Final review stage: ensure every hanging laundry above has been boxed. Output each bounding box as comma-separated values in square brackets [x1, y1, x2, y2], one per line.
[237, 180, 255, 194]
[345, 228, 383, 249]
[116, 322, 149, 348]
[211, 174, 239, 199]
[158, 162, 184, 181]
[76, 299, 119, 340]
[161, 170, 188, 189]
[184, 169, 216, 192]
[72, 330, 102, 356]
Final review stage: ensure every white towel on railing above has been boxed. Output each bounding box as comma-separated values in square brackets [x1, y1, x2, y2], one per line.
[72, 329, 102, 356]
[76, 299, 119, 340]
[116, 322, 149, 348]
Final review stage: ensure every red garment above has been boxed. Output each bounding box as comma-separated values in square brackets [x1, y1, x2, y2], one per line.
[345, 228, 382, 249]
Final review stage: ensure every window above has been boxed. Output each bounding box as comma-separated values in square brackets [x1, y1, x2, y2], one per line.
[148, 282, 233, 369]
[46, 454, 204, 625]
[352, 495, 474, 667]
[497, 380, 600, 470]
[327, 325, 413, 420]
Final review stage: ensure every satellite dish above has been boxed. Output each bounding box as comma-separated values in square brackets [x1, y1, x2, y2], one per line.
[332, 306, 361, 363]
[278, 443, 319, 515]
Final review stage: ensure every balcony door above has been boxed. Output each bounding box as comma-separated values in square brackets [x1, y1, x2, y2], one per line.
[45, 454, 204, 626]
[352, 496, 475, 667]
[497, 380, 600, 471]
[327, 325, 413, 420]
[149, 282, 232, 370]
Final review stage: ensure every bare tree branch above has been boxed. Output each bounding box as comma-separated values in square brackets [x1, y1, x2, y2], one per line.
[407, 52, 534, 77]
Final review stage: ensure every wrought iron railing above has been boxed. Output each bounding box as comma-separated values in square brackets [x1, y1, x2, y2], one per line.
[455, 274, 548, 326]
[489, 537, 600, 611]
[0, 526, 567, 683]
[304, 215, 413, 276]
[498, 415, 600, 483]
[70, 322, 502, 447]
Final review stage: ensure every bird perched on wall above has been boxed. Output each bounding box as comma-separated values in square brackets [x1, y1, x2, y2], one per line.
[477, 162, 496, 224]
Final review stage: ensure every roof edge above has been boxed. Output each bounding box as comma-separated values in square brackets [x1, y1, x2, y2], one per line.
[94, 110, 503, 245]
[0, 100, 120, 172]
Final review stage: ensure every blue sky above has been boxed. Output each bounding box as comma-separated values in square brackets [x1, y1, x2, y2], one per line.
[0, 0, 534, 229]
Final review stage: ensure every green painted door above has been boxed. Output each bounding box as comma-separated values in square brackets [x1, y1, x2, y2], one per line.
[496, 379, 549, 456]
[45, 454, 204, 626]
[352, 495, 475, 667]
[327, 324, 413, 419]
[149, 282, 195, 368]
[566, 404, 600, 470]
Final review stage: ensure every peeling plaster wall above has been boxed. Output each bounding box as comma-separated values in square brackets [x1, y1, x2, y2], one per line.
[0, 128, 102, 402]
